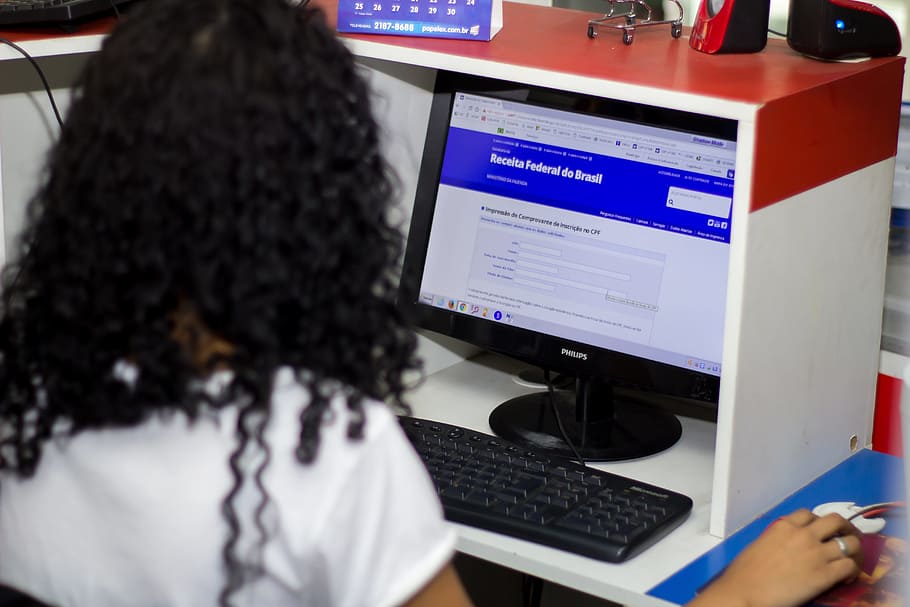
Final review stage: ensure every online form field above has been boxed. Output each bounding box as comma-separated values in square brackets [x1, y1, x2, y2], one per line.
[516, 270, 623, 295]
[470, 225, 666, 317]
[518, 248, 631, 281]
[666, 187, 731, 218]
[518, 242, 561, 256]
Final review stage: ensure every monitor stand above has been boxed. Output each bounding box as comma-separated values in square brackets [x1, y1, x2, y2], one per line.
[488, 375, 682, 462]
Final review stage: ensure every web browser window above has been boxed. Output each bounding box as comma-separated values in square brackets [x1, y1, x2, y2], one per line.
[418, 91, 737, 375]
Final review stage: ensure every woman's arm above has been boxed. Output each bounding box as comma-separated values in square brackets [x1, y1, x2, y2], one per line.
[403, 563, 474, 607]
[688, 510, 863, 607]
[402, 509, 863, 607]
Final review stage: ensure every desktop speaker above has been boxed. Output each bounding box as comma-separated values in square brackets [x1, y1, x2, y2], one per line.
[689, 0, 772, 53]
[787, 0, 901, 60]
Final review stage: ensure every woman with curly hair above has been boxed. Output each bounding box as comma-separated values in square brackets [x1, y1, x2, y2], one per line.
[0, 0, 469, 605]
[0, 0, 864, 606]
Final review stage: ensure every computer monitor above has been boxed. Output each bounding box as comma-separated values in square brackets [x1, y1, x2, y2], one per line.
[399, 71, 737, 461]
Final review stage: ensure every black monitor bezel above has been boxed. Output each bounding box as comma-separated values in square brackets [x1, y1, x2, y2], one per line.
[399, 70, 736, 404]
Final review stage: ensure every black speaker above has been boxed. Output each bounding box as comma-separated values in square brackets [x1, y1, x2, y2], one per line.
[787, 0, 901, 60]
[689, 0, 772, 53]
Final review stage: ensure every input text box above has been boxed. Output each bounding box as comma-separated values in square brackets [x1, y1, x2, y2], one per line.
[666, 187, 731, 218]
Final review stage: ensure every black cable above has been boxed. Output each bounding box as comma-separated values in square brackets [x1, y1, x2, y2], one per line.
[521, 574, 544, 607]
[0, 37, 64, 129]
[0, 1, 125, 131]
[544, 368, 587, 467]
[768, 27, 787, 37]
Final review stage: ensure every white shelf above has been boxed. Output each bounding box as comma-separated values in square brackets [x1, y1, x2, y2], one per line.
[0, 33, 105, 61]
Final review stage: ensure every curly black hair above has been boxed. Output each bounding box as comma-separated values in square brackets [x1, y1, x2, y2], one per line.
[0, 0, 420, 604]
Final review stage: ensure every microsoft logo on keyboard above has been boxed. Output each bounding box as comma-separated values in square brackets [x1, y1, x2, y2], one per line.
[630, 486, 670, 499]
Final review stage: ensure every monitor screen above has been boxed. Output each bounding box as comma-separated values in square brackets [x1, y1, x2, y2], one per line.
[400, 71, 737, 461]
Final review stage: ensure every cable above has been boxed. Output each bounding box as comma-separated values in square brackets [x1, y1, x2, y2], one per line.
[544, 368, 587, 467]
[768, 27, 787, 37]
[521, 574, 544, 607]
[521, 573, 543, 607]
[846, 501, 905, 521]
[0, 37, 64, 129]
[0, 3, 124, 132]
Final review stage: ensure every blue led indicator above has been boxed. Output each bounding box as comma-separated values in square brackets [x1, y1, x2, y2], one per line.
[835, 18, 846, 29]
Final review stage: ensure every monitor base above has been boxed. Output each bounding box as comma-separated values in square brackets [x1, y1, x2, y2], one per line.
[488, 387, 682, 462]
[513, 367, 575, 390]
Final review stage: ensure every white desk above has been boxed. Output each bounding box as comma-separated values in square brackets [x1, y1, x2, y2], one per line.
[408, 351, 721, 606]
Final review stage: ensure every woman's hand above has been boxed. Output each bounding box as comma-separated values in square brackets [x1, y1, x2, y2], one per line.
[689, 509, 863, 607]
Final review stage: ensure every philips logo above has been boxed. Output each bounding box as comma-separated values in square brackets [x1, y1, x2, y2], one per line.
[560, 348, 588, 361]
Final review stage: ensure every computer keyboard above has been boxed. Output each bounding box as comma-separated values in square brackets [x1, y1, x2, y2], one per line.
[399, 415, 693, 562]
[0, 0, 133, 27]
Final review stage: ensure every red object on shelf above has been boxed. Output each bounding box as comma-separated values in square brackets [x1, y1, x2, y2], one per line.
[689, 0, 770, 54]
[872, 372, 904, 456]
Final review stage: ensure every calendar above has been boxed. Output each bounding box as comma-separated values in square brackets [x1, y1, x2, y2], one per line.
[336, 0, 503, 41]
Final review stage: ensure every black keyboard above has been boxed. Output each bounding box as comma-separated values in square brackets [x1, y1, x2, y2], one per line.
[0, 0, 133, 26]
[400, 415, 693, 562]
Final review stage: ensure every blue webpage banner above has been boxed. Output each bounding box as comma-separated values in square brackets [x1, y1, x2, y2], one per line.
[441, 128, 734, 243]
[337, 0, 502, 40]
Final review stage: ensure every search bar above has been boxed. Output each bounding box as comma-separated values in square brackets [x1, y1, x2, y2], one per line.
[666, 187, 732, 218]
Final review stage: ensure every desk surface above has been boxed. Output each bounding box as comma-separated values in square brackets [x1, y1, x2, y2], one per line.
[323, 0, 904, 110]
[651, 448, 906, 605]
[410, 352, 906, 606]
[409, 352, 720, 606]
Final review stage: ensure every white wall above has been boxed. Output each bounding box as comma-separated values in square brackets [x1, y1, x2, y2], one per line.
[358, 57, 482, 374]
[0, 53, 89, 266]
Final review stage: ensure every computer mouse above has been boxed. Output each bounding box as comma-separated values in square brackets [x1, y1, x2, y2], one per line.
[811, 501, 886, 534]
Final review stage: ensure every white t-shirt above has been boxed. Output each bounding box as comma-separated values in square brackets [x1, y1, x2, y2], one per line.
[0, 368, 456, 607]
